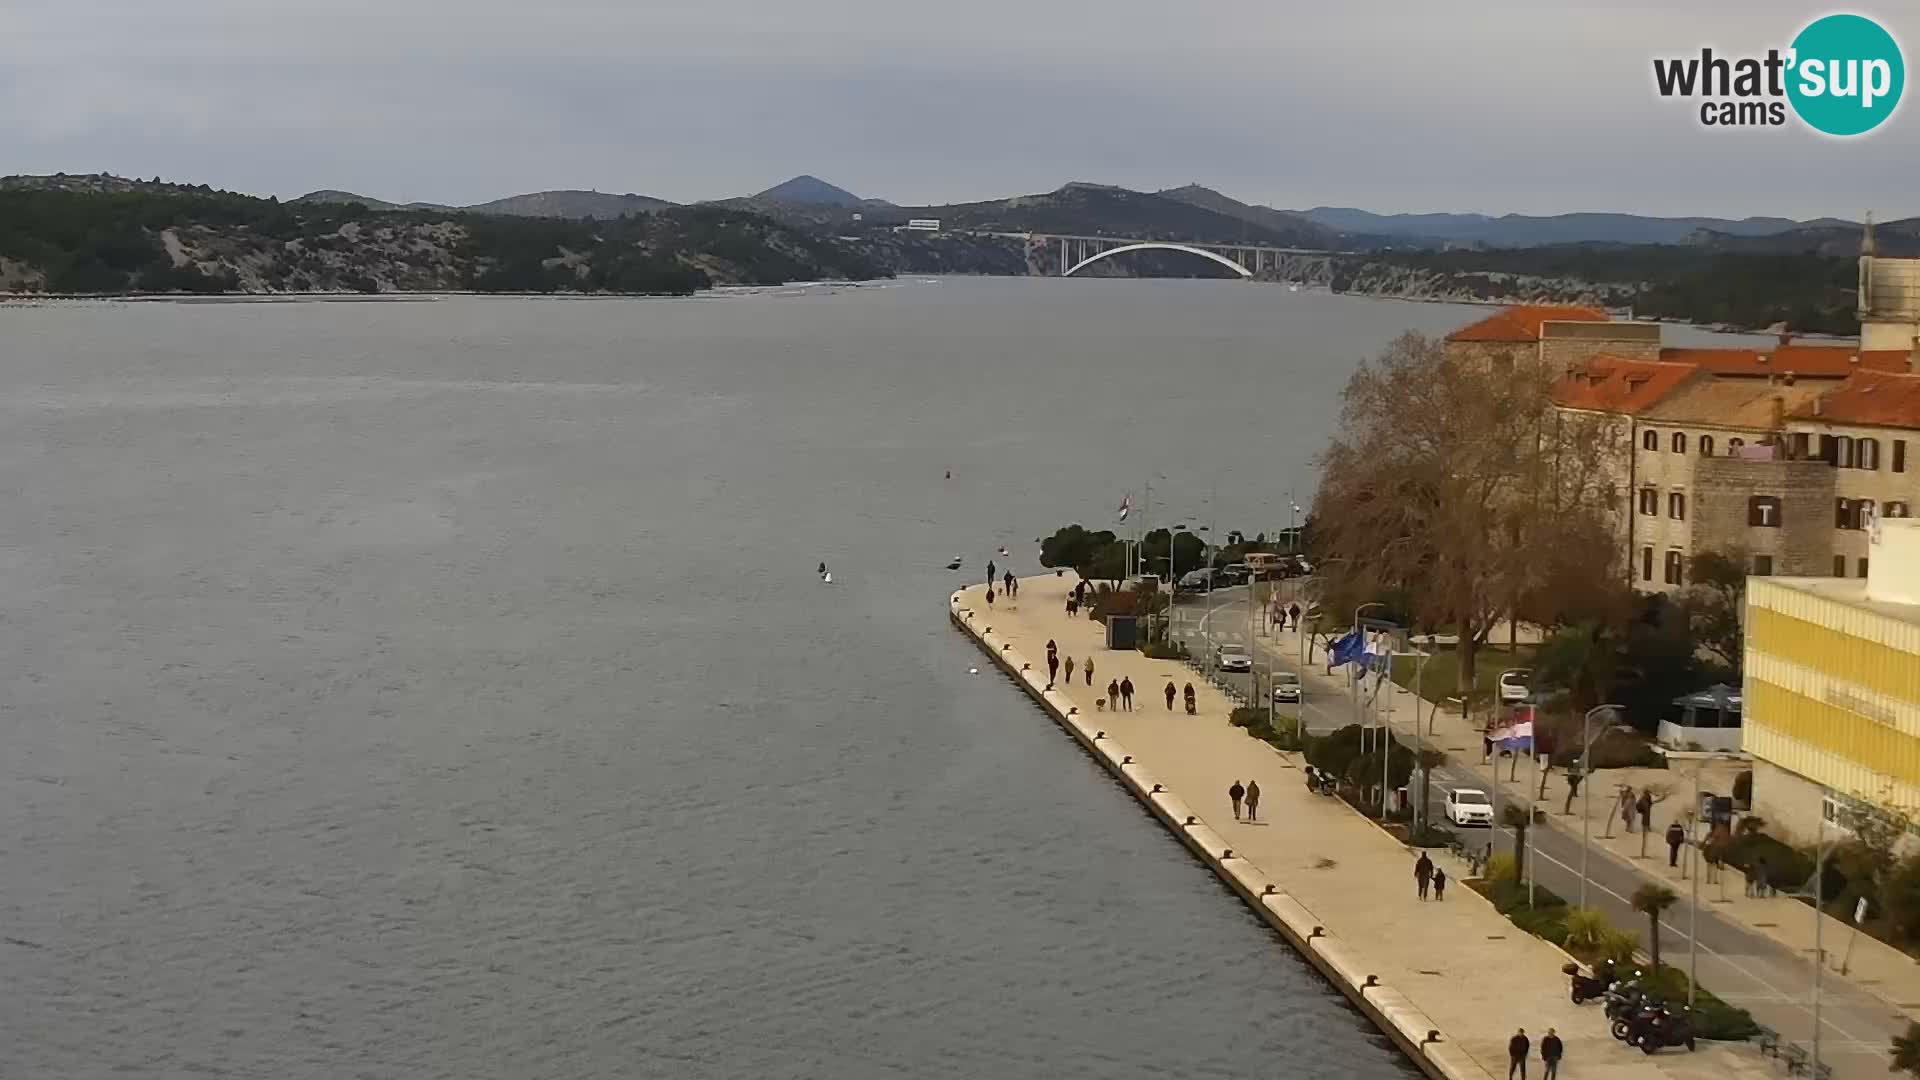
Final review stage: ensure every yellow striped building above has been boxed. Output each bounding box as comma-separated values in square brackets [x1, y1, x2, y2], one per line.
[1743, 519, 1920, 841]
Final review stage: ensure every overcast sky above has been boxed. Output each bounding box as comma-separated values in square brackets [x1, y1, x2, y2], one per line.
[4, 0, 1913, 219]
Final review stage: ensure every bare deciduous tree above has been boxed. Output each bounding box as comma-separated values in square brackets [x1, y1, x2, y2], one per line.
[1310, 332, 1619, 696]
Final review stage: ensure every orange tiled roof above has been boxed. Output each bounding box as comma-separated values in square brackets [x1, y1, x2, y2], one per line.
[1552, 356, 1698, 415]
[1447, 304, 1611, 343]
[1790, 370, 1920, 429]
[1658, 345, 1911, 378]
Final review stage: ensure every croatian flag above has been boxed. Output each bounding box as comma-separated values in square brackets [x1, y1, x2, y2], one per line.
[1117, 494, 1132, 522]
[1489, 707, 1535, 751]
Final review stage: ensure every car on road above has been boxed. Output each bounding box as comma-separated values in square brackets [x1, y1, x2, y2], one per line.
[1271, 671, 1301, 702]
[1216, 643, 1252, 672]
[1221, 564, 1251, 586]
[1444, 787, 1494, 827]
[1498, 669, 1532, 703]
[1174, 570, 1213, 595]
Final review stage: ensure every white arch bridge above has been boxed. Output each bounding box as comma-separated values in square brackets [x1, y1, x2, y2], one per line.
[1034, 233, 1338, 284]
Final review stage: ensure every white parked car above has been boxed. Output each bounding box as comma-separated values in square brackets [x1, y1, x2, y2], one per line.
[1498, 669, 1531, 703]
[1444, 788, 1494, 827]
[1216, 643, 1252, 673]
[1271, 671, 1302, 702]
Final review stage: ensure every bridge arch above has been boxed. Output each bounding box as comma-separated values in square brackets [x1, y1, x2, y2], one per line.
[1061, 242, 1254, 279]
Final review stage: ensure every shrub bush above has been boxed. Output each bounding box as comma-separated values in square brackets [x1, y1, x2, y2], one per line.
[1723, 829, 1816, 893]
[1486, 852, 1518, 884]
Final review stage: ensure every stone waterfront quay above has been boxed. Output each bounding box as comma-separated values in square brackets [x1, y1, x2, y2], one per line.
[952, 573, 1774, 1080]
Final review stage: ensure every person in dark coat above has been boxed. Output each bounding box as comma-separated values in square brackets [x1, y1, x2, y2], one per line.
[1064, 656, 1075, 684]
[985, 588, 994, 608]
[1539, 1028, 1562, 1080]
[1244, 780, 1261, 822]
[1119, 677, 1134, 710]
[987, 560, 997, 584]
[1667, 821, 1686, 867]
[1228, 780, 1245, 820]
[1107, 679, 1119, 711]
[1636, 789, 1654, 833]
[1414, 852, 1434, 899]
[1288, 602, 1301, 629]
[1046, 653, 1059, 685]
[1085, 658, 1095, 686]
[1431, 865, 1447, 900]
[1164, 681, 1177, 710]
[1508, 1029, 1530, 1080]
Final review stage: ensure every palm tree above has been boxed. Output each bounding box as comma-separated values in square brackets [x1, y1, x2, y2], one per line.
[1504, 802, 1532, 882]
[1415, 748, 1448, 831]
[1891, 1021, 1920, 1077]
[1631, 883, 1680, 969]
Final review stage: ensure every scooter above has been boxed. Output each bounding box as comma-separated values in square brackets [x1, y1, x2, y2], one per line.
[1629, 1007, 1696, 1053]
[1611, 999, 1666, 1042]
[1562, 963, 1611, 1004]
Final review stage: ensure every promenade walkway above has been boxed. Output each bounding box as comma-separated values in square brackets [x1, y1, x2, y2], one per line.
[956, 574, 1775, 1080]
[1177, 593, 1904, 1080]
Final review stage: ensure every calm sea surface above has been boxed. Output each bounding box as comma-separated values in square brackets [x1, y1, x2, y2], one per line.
[0, 279, 1748, 1079]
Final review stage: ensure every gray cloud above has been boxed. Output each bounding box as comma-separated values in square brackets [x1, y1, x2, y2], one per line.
[3, 0, 1914, 218]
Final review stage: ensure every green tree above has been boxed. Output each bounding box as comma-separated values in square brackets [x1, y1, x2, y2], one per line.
[1631, 883, 1680, 969]
[1684, 548, 1749, 676]
[1039, 525, 1120, 579]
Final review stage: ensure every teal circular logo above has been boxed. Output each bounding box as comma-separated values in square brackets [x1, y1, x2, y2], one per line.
[1787, 14, 1905, 135]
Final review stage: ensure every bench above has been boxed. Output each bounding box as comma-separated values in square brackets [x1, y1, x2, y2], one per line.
[1753, 1025, 1779, 1057]
[1783, 1043, 1808, 1075]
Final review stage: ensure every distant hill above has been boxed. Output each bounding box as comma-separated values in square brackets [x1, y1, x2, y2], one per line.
[1157, 184, 1364, 246]
[880, 183, 1344, 248]
[293, 188, 668, 218]
[1688, 217, 1920, 257]
[2, 172, 232, 197]
[463, 190, 673, 218]
[1293, 206, 1851, 248]
[752, 175, 874, 207]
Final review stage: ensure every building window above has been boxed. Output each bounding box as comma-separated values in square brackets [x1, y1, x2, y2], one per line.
[1835, 554, 1848, 577]
[1837, 498, 1872, 530]
[1700, 435, 1715, 457]
[1642, 429, 1660, 451]
[1752, 554, 1774, 576]
[1794, 432, 1811, 459]
[1641, 546, 1654, 582]
[1861, 438, 1880, 470]
[1664, 549, 1684, 585]
[1672, 432, 1687, 454]
[1669, 492, 1686, 519]
[1896, 439, 1908, 473]
[1889, 501, 1911, 519]
[1638, 488, 1658, 515]
[1728, 437, 1745, 455]
[1837, 436, 1857, 468]
[1860, 558, 1871, 577]
[1749, 496, 1782, 527]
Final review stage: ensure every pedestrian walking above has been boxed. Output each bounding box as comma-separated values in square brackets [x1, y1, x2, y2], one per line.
[1636, 789, 1654, 833]
[1288, 602, 1301, 630]
[1229, 780, 1246, 820]
[1563, 769, 1582, 816]
[1482, 732, 1494, 765]
[1244, 780, 1262, 821]
[1164, 681, 1177, 710]
[1539, 1028, 1562, 1080]
[987, 559, 997, 584]
[1619, 786, 1636, 833]
[1003, 571, 1014, 596]
[1047, 653, 1059, 685]
[1431, 866, 1447, 900]
[985, 588, 995, 608]
[1753, 856, 1769, 897]
[1064, 656, 1075, 684]
[1107, 679, 1120, 711]
[1414, 852, 1434, 900]
[1085, 658, 1095, 686]
[1066, 597, 1078, 617]
[1508, 1029, 1530, 1080]
[1120, 677, 1134, 710]
[1666, 820, 1686, 867]
[1046, 639, 1058, 659]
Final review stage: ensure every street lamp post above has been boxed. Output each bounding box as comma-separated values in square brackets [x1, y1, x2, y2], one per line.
[1578, 704, 1622, 908]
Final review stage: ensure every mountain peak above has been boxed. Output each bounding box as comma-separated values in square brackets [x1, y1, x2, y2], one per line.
[754, 175, 866, 207]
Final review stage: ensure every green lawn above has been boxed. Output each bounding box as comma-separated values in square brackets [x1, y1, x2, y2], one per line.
[1389, 644, 1537, 711]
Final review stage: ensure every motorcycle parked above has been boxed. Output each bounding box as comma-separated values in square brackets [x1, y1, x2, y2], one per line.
[1562, 962, 1612, 1005]
[1628, 1006, 1696, 1053]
